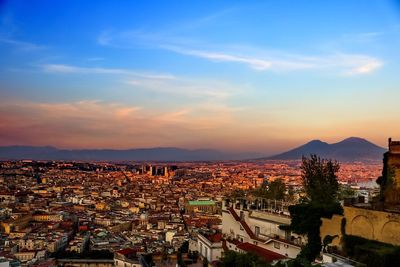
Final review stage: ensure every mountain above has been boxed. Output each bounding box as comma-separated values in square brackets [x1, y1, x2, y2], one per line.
[265, 137, 386, 161]
[0, 137, 386, 162]
[0, 146, 263, 161]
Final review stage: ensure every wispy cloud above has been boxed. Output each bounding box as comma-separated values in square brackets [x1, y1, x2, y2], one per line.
[0, 12, 46, 51]
[332, 54, 383, 75]
[0, 100, 243, 149]
[0, 37, 46, 51]
[125, 76, 238, 99]
[97, 31, 113, 46]
[163, 45, 383, 75]
[163, 45, 317, 71]
[350, 61, 383, 75]
[98, 29, 384, 75]
[41, 64, 176, 80]
[339, 31, 384, 44]
[40, 63, 240, 99]
[164, 45, 273, 70]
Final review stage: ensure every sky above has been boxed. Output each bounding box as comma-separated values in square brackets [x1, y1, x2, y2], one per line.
[1, 0, 400, 154]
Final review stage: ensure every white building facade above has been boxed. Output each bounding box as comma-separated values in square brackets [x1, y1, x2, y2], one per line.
[222, 199, 305, 259]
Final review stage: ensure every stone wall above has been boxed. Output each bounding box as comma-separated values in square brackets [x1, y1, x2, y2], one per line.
[320, 206, 400, 247]
[389, 139, 400, 154]
[384, 152, 400, 207]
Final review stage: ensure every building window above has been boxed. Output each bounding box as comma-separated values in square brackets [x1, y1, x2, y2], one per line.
[274, 242, 280, 249]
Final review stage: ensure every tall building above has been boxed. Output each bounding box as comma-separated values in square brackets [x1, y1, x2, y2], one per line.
[150, 166, 156, 176]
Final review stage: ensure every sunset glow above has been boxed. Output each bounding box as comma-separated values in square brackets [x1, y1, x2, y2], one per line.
[1, 0, 400, 154]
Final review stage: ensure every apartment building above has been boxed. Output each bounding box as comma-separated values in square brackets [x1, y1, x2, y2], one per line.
[222, 199, 305, 260]
[197, 232, 223, 263]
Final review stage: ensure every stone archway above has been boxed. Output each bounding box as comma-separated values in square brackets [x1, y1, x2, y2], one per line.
[381, 220, 400, 244]
[351, 215, 374, 239]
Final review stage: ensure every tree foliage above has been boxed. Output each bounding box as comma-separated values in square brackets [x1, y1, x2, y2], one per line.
[301, 154, 340, 205]
[288, 155, 343, 265]
[343, 235, 400, 267]
[251, 179, 286, 200]
[230, 189, 246, 200]
[338, 185, 356, 200]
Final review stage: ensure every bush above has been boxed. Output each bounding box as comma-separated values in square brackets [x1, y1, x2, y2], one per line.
[343, 235, 400, 267]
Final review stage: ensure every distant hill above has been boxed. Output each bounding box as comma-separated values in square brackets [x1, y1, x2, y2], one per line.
[264, 137, 386, 161]
[0, 137, 386, 162]
[0, 146, 263, 161]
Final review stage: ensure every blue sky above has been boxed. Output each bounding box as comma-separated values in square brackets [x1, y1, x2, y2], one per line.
[1, 0, 400, 153]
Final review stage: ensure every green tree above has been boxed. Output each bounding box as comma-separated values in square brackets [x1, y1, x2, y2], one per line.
[252, 180, 269, 198]
[338, 185, 356, 200]
[251, 179, 286, 200]
[288, 155, 343, 265]
[268, 179, 286, 200]
[230, 189, 246, 200]
[301, 154, 340, 205]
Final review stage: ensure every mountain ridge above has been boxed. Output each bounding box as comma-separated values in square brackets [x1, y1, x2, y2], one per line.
[264, 137, 386, 161]
[0, 137, 387, 162]
[0, 145, 262, 161]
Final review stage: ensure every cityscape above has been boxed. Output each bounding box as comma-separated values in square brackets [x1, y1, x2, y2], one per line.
[1, 1, 400, 267]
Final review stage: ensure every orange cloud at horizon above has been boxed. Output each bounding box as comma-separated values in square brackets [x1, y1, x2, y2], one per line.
[0, 100, 397, 154]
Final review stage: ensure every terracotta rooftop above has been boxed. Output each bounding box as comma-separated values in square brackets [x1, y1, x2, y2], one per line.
[236, 242, 286, 262]
[203, 232, 223, 243]
[116, 247, 142, 256]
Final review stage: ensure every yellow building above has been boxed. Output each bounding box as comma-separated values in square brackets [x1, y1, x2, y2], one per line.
[1, 214, 32, 234]
[95, 202, 110, 211]
[186, 200, 218, 214]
